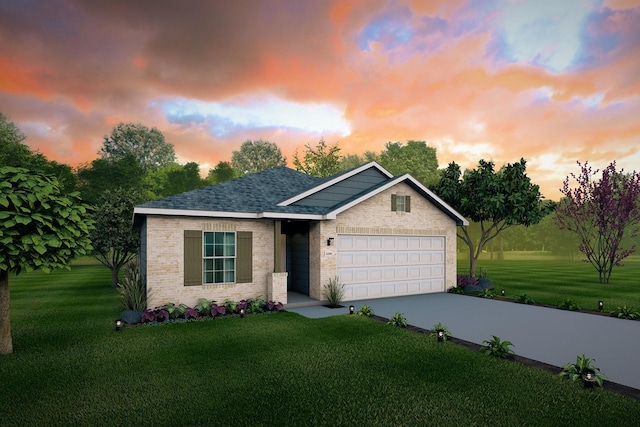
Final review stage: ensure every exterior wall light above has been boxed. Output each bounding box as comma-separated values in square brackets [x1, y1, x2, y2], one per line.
[327, 237, 334, 246]
[349, 305, 355, 315]
[115, 320, 123, 332]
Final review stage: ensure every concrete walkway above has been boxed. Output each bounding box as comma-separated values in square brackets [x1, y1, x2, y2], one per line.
[288, 293, 640, 391]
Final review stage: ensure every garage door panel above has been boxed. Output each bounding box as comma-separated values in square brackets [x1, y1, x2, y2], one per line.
[338, 235, 445, 301]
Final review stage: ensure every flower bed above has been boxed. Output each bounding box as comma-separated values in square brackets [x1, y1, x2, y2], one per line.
[141, 297, 284, 325]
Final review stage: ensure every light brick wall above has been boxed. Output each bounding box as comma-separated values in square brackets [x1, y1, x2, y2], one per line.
[144, 216, 274, 308]
[314, 182, 459, 295]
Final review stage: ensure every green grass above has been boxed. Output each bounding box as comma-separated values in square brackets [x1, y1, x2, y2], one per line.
[460, 253, 640, 312]
[2, 259, 640, 426]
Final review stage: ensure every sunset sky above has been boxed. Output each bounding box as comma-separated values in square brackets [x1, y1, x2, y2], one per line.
[1, 0, 639, 200]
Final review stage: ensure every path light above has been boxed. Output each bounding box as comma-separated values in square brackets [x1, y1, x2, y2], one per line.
[501, 289, 505, 297]
[349, 305, 355, 315]
[598, 300, 604, 311]
[115, 320, 123, 332]
[437, 330, 445, 342]
[240, 308, 245, 318]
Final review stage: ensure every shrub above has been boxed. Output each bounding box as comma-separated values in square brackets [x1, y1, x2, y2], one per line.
[430, 323, 452, 341]
[479, 289, 494, 299]
[357, 304, 374, 317]
[516, 293, 535, 305]
[117, 259, 148, 311]
[448, 286, 465, 294]
[324, 276, 345, 307]
[558, 299, 581, 311]
[247, 297, 266, 314]
[559, 354, 606, 388]
[141, 307, 170, 323]
[610, 305, 640, 320]
[267, 301, 284, 312]
[456, 275, 479, 288]
[163, 302, 188, 319]
[387, 312, 408, 328]
[482, 335, 514, 359]
[194, 298, 214, 317]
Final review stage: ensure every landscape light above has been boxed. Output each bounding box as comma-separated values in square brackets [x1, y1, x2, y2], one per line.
[115, 320, 123, 332]
[501, 289, 505, 296]
[598, 300, 604, 311]
[437, 330, 444, 342]
[240, 308, 245, 318]
[349, 305, 355, 315]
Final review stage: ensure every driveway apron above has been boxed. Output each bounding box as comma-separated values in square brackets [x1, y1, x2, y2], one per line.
[288, 293, 640, 391]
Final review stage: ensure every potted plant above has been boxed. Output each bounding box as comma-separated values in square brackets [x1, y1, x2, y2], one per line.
[117, 259, 148, 324]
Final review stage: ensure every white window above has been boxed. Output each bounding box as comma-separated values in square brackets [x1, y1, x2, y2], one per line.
[396, 195, 407, 212]
[203, 231, 235, 284]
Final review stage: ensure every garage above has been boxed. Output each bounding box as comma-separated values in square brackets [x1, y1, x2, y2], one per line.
[337, 234, 446, 301]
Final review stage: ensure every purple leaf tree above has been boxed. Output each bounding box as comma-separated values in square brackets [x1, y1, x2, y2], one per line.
[555, 161, 640, 284]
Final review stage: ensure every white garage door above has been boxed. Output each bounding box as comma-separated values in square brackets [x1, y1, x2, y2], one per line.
[337, 234, 445, 301]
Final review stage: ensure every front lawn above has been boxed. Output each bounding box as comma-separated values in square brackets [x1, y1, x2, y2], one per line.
[2, 261, 640, 426]
[459, 254, 640, 312]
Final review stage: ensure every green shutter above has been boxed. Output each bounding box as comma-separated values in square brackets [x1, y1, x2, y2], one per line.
[405, 196, 411, 212]
[391, 194, 397, 211]
[236, 231, 253, 283]
[184, 230, 202, 286]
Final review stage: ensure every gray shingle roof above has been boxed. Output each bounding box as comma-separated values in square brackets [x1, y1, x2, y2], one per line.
[138, 167, 321, 213]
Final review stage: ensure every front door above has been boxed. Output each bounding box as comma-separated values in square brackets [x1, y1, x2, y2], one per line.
[283, 221, 310, 295]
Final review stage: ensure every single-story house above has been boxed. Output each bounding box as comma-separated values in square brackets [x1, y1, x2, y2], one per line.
[133, 162, 468, 308]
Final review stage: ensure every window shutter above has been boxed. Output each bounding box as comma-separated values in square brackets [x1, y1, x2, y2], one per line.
[391, 194, 397, 211]
[236, 231, 253, 283]
[184, 230, 202, 286]
[405, 196, 411, 212]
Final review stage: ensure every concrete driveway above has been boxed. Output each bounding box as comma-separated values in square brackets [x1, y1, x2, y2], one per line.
[288, 293, 640, 392]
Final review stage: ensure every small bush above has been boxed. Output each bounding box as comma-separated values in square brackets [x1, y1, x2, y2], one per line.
[482, 335, 515, 359]
[457, 275, 479, 288]
[610, 305, 640, 320]
[387, 312, 408, 328]
[430, 323, 452, 341]
[357, 304, 374, 317]
[117, 259, 148, 311]
[448, 286, 465, 294]
[559, 354, 606, 388]
[325, 276, 345, 307]
[515, 293, 535, 305]
[479, 289, 494, 299]
[558, 299, 581, 311]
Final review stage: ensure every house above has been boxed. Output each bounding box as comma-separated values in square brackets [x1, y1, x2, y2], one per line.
[132, 162, 468, 308]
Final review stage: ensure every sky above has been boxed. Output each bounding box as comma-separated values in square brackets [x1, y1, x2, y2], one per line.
[1, 0, 639, 201]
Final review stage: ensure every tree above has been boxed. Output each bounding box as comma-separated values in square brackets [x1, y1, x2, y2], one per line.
[76, 155, 145, 205]
[207, 161, 238, 184]
[378, 140, 439, 186]
[433, 158, 552, 277]
[0, 167, 93, 354]
[100, 122, 176, 171]
[339, 152, 379, 171]
[0, 112, 30, 167]
[231, 139, 286, 174]
[293, 138, 342, 177]
[90, 187, 143, 287]
[555, 161, 640, 284]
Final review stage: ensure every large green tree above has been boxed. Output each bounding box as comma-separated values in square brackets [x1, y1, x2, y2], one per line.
[231, 139, 286, 174]
[207, 161, 238, 184]
[293, 138, 342, 177]
[76, 155, 145, 205]
[100, 122, 176, 171]
[433, 159, 553, 277]
[0, 167, 93, 354]
[378, 140, 439, 186]
[90, 187, 143, 287]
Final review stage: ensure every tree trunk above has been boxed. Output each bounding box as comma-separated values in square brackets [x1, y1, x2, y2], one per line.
[0, 269, 13, 355]
[111, 267, 120, 287]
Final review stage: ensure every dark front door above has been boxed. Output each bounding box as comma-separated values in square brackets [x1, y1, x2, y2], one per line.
[283, 221, 310, 295]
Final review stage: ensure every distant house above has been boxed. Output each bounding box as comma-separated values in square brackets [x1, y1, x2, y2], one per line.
[133, 162, 468, 308]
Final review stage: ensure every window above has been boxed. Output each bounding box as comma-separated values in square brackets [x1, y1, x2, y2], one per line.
[203, 231, 235, 284]
[391, 194, 411, 212]
[184, 230, 252, 286]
